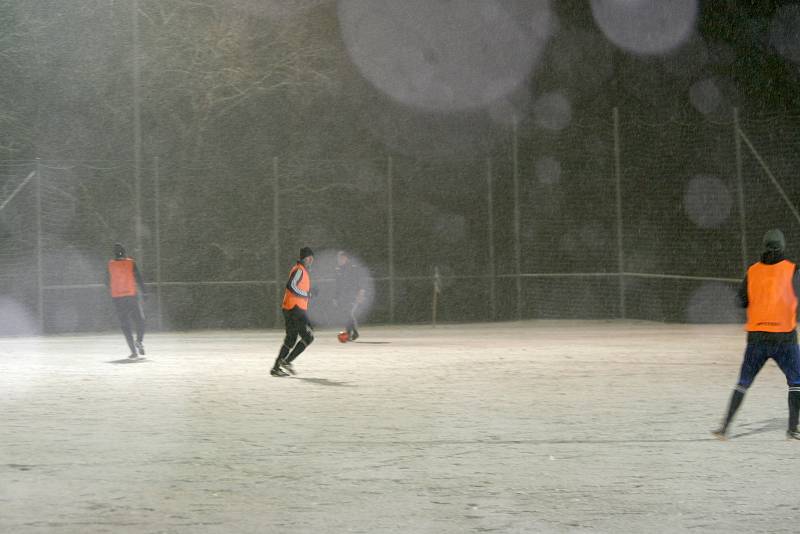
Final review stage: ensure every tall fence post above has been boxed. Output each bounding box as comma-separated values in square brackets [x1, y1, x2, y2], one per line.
[613, 107, 627, 319]
[132, 0, 143, 263]
[512, 119, 522, 320]
[432, 266, 441, 327]
[387, 155, 395, 324]
[487, 157, 496, 321]
[733, 108, 748, 273]
[153, 156, 163, 330]
[273, 156, 281, 328]
[35, 158, 44, 334]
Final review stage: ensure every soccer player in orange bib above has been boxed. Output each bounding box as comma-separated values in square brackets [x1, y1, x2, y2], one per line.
[713, 229, 800, 440]
[106, 243, 146, 358]
[271, 247, 316, 377]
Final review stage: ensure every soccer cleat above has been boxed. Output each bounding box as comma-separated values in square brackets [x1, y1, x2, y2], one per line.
[270, 367, 289, 377]
[711, 428, 728, 441]
[128, 353, 138, 359]
[787, 430, 800, 440]
[135, 341, 145, 355]
[280, 359, 296, 376]
[350, 331, 359, 341]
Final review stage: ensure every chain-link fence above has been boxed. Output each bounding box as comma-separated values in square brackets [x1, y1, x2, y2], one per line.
[2, 108, 799, 334]
[0, 162, 39, 335]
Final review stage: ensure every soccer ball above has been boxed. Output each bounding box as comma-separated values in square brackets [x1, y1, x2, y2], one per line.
[337, 331, 350, 343]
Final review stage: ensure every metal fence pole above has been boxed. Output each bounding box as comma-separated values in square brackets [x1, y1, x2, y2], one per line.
[613, 107, 627, 319]
[35, 159, 44, 334]
[154, 156, 163, 330]
[432, 266, 440, 327]
[132, 0, 143, 262]
[387, 155, 395, 324]
[512, 120, 522, 320]
[273, 156, 281, 328]
[487, 157, 496, 321]
[733, 108, 748, 273]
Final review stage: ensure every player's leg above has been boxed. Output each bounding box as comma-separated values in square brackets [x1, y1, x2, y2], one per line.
[337, 301, 350, 341]
[271, 310, 298, 376]
[285, 310, 314, 365]
[713, 342, 768, 439]
[348, 302, 359, 341]
[113, 298, 137, 357]
[771, 342, 800, 439]
[133, 296, 146, 355]
[278, 324, 301, 375]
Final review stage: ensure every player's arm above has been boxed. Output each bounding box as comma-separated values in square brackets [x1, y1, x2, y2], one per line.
[794, 265, 800, 303]
[354, 267, 362, 292]
[737, 274, 748, 308]
[286, 267, 309, 297]
[353, 265, 366, 302]
[308, 275, 319, 299]
[333, 269, 343, 303]
[133, 263, 146, 295]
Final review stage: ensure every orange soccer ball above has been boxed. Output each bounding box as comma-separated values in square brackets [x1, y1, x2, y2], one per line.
[337, 331, 350, 343]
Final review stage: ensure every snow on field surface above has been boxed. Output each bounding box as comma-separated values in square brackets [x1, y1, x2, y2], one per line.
[2, 321, 799, 533]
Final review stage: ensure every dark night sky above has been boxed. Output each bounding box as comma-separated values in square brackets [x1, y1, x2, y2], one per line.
[546, 0, 800, 114]
[698, 0, 800, 109]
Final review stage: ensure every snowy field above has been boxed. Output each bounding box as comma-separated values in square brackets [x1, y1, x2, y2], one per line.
[2, 321, 799, 533]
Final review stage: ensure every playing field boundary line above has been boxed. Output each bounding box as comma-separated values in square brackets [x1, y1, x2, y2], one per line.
[40, 272, 740, 292]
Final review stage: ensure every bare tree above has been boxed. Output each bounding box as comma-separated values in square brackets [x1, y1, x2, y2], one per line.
[138, 0, 339, 158]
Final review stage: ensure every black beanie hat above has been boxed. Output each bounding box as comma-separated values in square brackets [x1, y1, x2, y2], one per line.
[113, 243, 126, 259]
[763, 229, 786, 252]
[299, 247, 314, 260]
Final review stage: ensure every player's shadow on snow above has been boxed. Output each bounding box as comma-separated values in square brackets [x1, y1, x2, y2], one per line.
[107, 357, 148, 364]
[293, 377, 355, 387]
[729, 418, 785, 439]
[353, 341, 390, 345]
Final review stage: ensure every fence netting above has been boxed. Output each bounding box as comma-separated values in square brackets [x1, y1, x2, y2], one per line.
[0, 163, 38, 334]
[2, 109, 799, 334]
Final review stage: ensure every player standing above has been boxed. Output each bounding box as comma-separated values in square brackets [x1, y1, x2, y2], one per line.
[713, 229, 800, 440]
[271, 247, 316, 377]
[334, 250, 365, 342]
[106, 243, 146, 358]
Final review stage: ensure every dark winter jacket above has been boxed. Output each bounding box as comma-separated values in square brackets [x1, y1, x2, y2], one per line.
[335, 261, 362, 304]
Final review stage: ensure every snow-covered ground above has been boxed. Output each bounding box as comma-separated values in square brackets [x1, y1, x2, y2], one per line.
[2, 321, 798, 533]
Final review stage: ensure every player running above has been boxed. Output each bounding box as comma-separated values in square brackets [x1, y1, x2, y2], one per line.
[713, 229, 800, 440]
[106, 243, 146, 358]
[271, 247, 316, 377]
